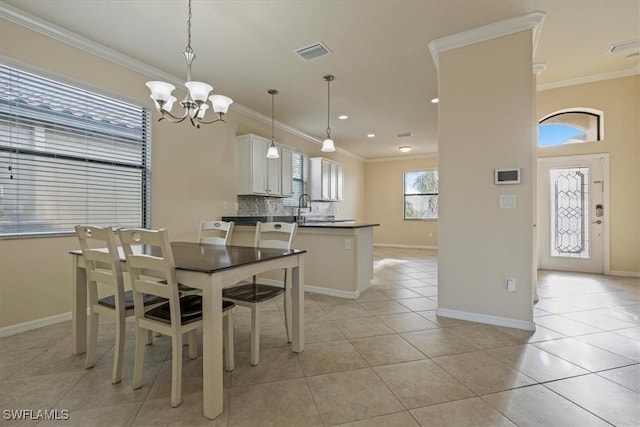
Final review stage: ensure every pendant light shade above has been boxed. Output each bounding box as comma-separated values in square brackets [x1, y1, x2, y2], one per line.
[321, 138, 335, 152]
[321, 75, 336, 152]
[266, 89, 280, 159]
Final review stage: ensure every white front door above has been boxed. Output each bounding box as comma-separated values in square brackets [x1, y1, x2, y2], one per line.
[537, 154, 608, 273]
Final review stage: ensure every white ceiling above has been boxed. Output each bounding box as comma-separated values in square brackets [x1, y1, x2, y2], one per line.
[3, 0, 639, 160]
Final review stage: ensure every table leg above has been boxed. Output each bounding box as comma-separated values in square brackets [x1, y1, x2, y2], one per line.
[202, 276, 224, 420]
[71, 256, 87, 355]
[291, 254, 305, 354]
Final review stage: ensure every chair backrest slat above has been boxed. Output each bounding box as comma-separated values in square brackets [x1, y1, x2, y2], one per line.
[198, 220, 234, 245]
[254, 222, 297, 250]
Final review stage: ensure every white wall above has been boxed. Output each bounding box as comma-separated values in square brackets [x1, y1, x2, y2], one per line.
[436, 29, 536, 330]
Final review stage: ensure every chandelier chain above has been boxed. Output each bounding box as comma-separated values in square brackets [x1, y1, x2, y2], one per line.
[186, 0, 193, 53]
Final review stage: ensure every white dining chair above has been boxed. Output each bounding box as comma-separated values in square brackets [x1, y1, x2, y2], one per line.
[75, 225, 163, 384]
[222, 221, 297, 365]
[118, 228, 235, 407]
[179, 220, 236, 297]
[198, 220, 235, 245]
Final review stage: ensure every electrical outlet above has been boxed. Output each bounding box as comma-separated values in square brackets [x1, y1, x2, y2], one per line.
[233, 202, 239, 211]
[506, 277, 516, 292]
[345, 239, 352, 250]
[222, 201, 229, 210]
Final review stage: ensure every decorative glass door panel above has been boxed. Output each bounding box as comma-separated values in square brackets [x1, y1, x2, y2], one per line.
[537, 155, 606, 274]
[550, 167, 590, 259]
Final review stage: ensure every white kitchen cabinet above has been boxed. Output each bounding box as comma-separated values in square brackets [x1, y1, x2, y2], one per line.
[237, 134, 292, 197]
[310, 157, 344, 201]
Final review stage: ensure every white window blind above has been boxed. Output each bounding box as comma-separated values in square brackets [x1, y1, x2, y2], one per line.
[0, 64, 151, 237]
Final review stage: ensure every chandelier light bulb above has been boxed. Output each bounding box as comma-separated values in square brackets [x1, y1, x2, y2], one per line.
[146, 81, 175, 103]
[185, 81, 213, 103]
[209, 95, 233, 114]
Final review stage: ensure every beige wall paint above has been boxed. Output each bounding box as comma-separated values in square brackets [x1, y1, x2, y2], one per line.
[536, 76, 640, 274]
[437, 30, 535, 327]
[363, 75, 639, 276]
[365, 156, 439, 247]
[0, 19, 365, 328]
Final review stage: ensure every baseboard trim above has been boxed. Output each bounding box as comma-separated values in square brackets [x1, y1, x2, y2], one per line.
[246, 278, 360, 299]
[437, 307, 536, 331]
[0, 311, 72, 338]
[304, 285, 360, 299]
[609, 270, 640, 278]
[374, 243, 438, 250]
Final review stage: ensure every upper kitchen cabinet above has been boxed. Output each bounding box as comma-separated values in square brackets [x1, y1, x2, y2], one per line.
[237, 134, 293, 197]
[310, 157, 344, 201]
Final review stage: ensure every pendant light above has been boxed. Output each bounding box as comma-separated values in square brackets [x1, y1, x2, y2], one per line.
[266, 89, 280, 159]
[145, 0, 233, 128]
[321, 75, 336, 152]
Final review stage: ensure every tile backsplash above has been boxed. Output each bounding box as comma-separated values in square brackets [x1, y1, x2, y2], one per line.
[237, 195, 335, 216]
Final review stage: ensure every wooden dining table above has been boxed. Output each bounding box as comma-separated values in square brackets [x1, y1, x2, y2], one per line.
[70, 242, 306, 419]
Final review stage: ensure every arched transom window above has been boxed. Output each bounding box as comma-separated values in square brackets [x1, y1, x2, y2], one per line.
[539, 108, 603, 147]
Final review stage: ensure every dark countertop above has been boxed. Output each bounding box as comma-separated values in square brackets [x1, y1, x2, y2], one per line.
[298, 222, 379, 229]
[221, 215, 297, 226]
[222, 216, 379, 229]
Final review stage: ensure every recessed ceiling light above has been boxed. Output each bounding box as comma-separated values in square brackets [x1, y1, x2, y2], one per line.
[367, 133, 375, 138]
[338, 115, 348, 120]
[430, 98, 439, 104]
[398, 146, 412, 153]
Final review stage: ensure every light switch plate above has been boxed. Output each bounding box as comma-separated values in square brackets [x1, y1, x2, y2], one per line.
[500, 194, 517, 209]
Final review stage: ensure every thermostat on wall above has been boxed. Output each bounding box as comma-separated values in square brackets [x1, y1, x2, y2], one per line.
[495, 168, 521, 185]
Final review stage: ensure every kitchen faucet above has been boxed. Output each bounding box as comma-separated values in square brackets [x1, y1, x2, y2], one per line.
[297, 193, 311, 224]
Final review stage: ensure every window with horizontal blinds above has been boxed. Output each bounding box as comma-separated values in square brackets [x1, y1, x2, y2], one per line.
[0, 64, 151, 237]
[283, 151, 308, 207]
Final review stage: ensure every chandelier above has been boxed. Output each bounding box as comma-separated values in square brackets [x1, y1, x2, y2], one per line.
[321, 75, 336, 152]
[145, 0, 233, 128]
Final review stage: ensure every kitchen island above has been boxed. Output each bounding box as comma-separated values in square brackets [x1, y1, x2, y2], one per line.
[223, 216, 379, 298]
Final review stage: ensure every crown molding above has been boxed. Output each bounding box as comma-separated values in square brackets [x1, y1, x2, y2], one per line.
[366, 152, 439, 163]
[231, 103, 321, 145]
[0, 1, 180, 85]
[0, 2, 364, 160]
[537, 65, 640, 91]
[428, 11, 545, 70]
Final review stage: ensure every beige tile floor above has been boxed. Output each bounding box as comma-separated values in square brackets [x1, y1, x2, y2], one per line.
[1, 247, 639, 426]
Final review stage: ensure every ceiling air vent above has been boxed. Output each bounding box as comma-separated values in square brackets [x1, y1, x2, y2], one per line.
[608, 39, 640, 54]
[295, 42, 332, 61]
[396, 132, 415, 138]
